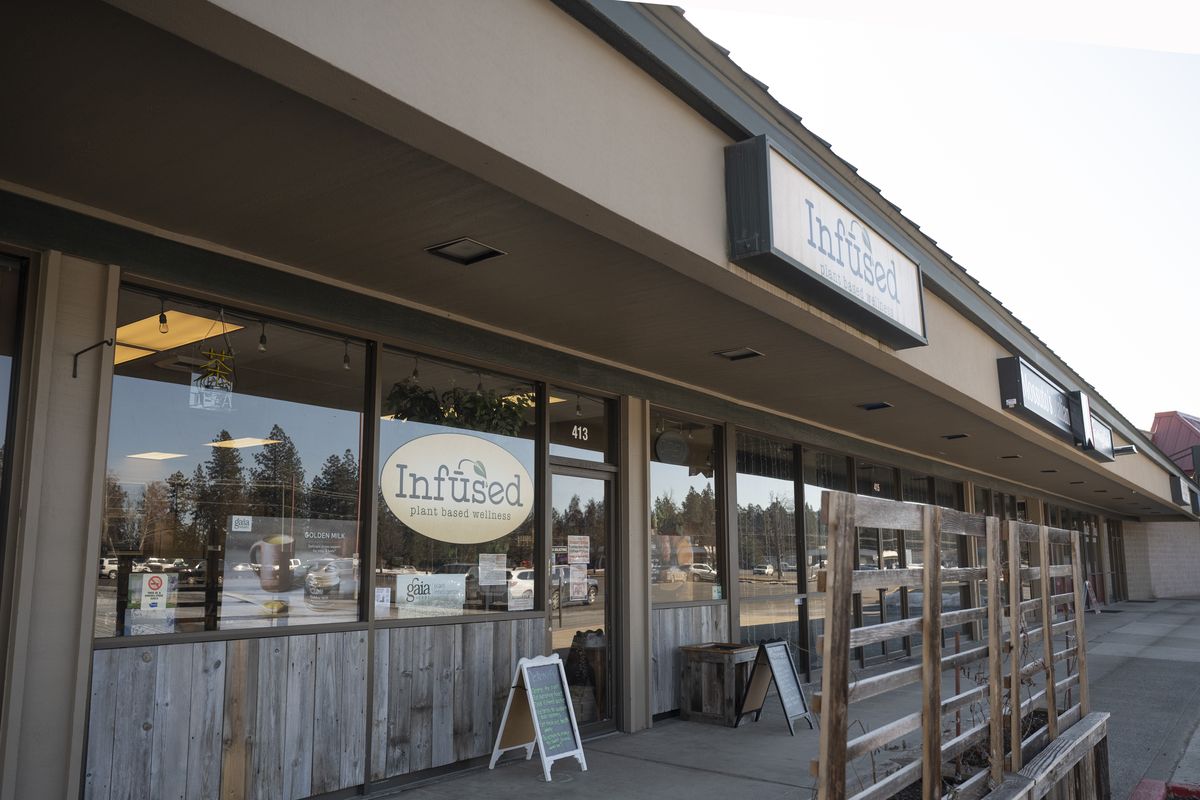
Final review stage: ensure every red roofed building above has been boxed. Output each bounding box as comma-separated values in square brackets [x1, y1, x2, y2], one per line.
[1151, 411, 1200, 478]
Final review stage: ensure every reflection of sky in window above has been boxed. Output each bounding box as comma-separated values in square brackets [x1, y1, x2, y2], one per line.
[736, 473, 794, 508]
[650, 461, 714, 505]
[551, 474, 605, 510]
[107, 376, 362, 495]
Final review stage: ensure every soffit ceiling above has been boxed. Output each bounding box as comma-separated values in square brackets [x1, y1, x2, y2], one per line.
[0, 0, 1178, 519]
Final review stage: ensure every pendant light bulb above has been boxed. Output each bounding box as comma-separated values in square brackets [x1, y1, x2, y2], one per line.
[158, 299, 169, 334]
[342, 340, 351, 370]
[575, 395, 583, 417]
[477, 372, 484, 392]
[258, 321, 267, 353]
[410, 357, 420, 384]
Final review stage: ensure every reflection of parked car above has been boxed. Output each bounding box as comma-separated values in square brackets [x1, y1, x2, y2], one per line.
[508, 569, 535, 599]
[753, 563, 776, 576]
[179, 560, 225, 587]
[99, 557, 119, 580]
[550, 564, 598, 608]
[681, 563, 718, 582]
[780, 561, 797, 573]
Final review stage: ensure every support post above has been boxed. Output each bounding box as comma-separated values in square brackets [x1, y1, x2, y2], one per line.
[816, 492, 854, 800]
[1038, 525, 1058, 740]
[1070, 531, 1091, 717]
[986, 516, 1004, 786]
[1008, 521, 1024, 771]
[921, 506, 943, 800]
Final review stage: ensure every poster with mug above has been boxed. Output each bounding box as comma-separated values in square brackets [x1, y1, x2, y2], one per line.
[221, 515, 358, 628]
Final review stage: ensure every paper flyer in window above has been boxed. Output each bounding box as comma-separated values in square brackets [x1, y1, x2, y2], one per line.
[569, 564, 587, 601]
[567, 535, 589, 564]
[477, 552, 507, 586]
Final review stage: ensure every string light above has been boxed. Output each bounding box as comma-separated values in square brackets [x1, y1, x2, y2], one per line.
[158, 298, 168, 334]
[258, 321, 267, 352]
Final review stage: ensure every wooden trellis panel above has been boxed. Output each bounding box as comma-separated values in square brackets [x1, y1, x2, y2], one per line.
[812, 491, 1108, 800]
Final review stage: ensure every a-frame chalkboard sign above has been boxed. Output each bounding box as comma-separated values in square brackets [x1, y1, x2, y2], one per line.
[735, 640, 816, 735]
[489, 654, 587, 782]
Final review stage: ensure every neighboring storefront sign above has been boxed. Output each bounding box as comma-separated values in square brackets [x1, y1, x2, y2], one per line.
[998, 358, 1116, 461]
[725, 135, 926, 349]
[1171, 475, 1191, 507]
[379, 432, 534, 544]
[1087, 414, 1115, 462]
[998, 356, 1074, 438]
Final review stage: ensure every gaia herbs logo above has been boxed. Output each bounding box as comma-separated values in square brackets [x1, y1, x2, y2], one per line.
[380, 433, 533, 544]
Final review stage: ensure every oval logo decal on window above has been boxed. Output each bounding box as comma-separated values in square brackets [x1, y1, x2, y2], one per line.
[379, 433, 533, 544]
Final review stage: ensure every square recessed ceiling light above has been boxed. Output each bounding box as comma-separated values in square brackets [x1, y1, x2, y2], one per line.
[857, 402, 893, 411]
[127, 451, 187, 460]
[425, 237, 506, 266]
[714, 346, 764, 362]
[207, 437, 280, 449]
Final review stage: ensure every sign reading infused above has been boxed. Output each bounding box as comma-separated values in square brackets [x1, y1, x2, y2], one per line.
[379, 432, 533, 544]
[489, 655, 587, 782]
[725, 135, 926, 348]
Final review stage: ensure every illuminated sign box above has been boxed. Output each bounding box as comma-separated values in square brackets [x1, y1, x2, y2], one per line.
[725, 135, 927, 349]
[997, 358, 1115, 462]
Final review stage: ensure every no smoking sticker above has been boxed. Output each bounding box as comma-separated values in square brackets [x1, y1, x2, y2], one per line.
[143, 574, 168, 609]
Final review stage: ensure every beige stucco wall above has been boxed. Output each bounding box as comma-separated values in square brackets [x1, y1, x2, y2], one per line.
[1122, 520, 1200, 600]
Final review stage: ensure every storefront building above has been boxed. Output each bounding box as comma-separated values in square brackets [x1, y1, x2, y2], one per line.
[1, 2, 1197, 798]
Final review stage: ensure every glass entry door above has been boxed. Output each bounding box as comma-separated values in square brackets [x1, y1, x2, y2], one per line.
[549, 471, 613, 729]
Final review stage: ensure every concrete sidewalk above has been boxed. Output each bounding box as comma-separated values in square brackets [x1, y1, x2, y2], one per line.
[372, 598, 1200, 800]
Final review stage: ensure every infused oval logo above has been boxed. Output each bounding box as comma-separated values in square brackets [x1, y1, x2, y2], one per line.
[379, 433, 532, 544]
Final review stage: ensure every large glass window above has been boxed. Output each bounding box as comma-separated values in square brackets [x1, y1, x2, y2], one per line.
[97, 288, 368, 636]
[375, 350, 537, 619]
[649, 410, 721, 604]
[736, 433, 797, 646]
[802, 448, 850, 670]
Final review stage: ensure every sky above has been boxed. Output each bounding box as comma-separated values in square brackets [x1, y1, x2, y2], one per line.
[674, 1, 1200, 431]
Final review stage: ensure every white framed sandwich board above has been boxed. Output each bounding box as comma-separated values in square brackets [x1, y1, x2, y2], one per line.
[489, 654, 587, 782]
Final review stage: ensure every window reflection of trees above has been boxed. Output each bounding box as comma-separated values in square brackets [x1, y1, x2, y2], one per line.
[102, 424, 359, 559]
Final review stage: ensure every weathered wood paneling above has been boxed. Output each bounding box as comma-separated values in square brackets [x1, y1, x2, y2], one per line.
[84, 649, 120, 799]
[85, 631, 369, 800]
[370, 618, 546, 782]
[650, 604, 730, 715]
[187, 641, 226, 800]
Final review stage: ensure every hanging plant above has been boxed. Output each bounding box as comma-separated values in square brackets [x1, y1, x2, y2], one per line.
[382, 379, 442, 424]
[441, 386, 531, 436]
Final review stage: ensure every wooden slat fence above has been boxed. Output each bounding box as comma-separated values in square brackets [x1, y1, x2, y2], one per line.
[812, 491, 1110, 800]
